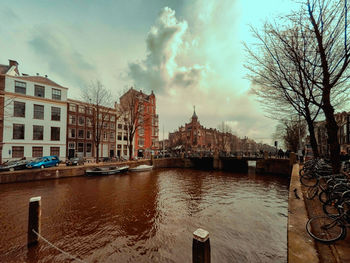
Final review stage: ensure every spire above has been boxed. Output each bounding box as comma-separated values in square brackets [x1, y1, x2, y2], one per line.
[192, 105, 198, 120]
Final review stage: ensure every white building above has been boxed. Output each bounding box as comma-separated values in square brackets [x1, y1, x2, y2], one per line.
[0, 60, 68, 162]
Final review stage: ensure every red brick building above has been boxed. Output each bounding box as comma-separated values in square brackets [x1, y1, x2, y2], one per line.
[119, 88, 159, 158]
[169, 109, 239, 153]
[66, 99, 117, 160]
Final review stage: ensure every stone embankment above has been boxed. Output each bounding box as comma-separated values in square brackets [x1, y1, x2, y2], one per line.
[0, 157, 291, 184]
[288, 164, 350, 263]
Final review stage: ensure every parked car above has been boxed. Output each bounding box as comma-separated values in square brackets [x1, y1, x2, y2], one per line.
[0, 159, 29, 172]
[66, 157, 84, 166]
[26, 156, 60, 169]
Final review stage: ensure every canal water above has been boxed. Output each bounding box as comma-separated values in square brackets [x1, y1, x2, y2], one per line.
[0, 168, 289, 262]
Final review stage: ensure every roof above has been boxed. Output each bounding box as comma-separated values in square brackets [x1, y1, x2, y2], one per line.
[6, 75, 68, 89]
[0, 64, 9, 74]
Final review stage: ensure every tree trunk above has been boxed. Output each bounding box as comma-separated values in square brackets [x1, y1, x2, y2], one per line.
[304, 115, 319, 158]
[322, 99, 340, 173]
[96, 144, 99, 163]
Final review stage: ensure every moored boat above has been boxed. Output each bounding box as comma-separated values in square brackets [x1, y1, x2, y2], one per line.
[129, 164, 153, 172]
[85, 166, 127, 176]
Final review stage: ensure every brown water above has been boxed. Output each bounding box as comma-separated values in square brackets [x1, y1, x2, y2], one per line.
[0, 168, 289, 263]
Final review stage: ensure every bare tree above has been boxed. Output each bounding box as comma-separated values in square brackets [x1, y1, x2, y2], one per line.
[118, 87, 150, 160]
[81, 80, 115, 163]
[273, 118, 307, 152]
[300, 0, 350, 172]
[245, 23, 322, 158]
[217, 122, 234, 153]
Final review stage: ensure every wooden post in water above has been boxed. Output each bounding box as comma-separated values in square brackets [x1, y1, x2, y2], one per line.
[27, 196, 41, 247]
[192, 228, 210, 263]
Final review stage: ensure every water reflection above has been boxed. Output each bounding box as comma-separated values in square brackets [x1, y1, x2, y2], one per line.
[0, 168, 289, 262]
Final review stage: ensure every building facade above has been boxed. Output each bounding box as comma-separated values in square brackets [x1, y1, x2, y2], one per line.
[0, 60, 67, 162]
[119, 88, 159, 158]
[66, 99, 117, 160]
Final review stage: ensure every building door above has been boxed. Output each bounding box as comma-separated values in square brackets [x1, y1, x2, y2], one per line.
[68, 149, 75, 159]
[110, 150, 114, 157]
[117, 150, 121, 157]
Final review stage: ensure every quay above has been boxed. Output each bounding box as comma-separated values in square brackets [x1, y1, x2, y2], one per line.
[288, 164, 350, 263]
[0, 156, 291, 184]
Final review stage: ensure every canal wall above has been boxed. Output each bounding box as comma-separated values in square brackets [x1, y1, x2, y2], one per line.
[0, 157, 291, 184]
[287, 164, 319, 263]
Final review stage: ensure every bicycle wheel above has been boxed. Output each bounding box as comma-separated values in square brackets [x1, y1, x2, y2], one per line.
[300, 173, 318, 187]
[323, 197, 342, 216]
[306, 216, 346, 243]
[306, 186, 318, 200]
[319, 189, 329, 204]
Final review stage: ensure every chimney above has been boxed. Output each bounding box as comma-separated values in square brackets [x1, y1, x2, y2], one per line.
[8, 59, 19, 75]
[36, 73, 39, 76]
[45, 75, 48, 78]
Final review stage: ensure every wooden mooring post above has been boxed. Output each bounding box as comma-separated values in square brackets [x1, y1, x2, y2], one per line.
[27, 196, 41, 247]
[192, 228, 210, 263]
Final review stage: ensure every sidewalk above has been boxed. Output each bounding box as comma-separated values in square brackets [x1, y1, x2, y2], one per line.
[288, 163, 350, 263]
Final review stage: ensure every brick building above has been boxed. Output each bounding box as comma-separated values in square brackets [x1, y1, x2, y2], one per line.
[169, 109, 239, 153]
[119, 88, 159, 158]
[66, 99, 117, 160]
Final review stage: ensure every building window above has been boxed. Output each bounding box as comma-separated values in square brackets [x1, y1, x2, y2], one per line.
[86, 130, 91, 139]
[103, 132, 107, 141]
[103, 122, 108, 129]
[86, 117, 92, 127]
[78, 129, 84, 139]
[86, 143, 92, 153]
[69, 115, 76, 125]
[68, 142, 75, 149]
[118, 124, 123, 129]
[138, 138, 144, 147]
[117, 144, 122, 149]
[12, 146, 24, 158]
[69, 104, 76, 112]
[124, 125, 128, 131]
[117, 132, 122, 140]
[15, 81, 26, 94]
[111, 116, 115, 121]
[33, 104, 44, 119]
[51, 127, 60, 141]
[77, 143, 84, 153]
[13, 101, 25, 117]
[32, 147, 43, 157]
[69, 128, 76, 138]
[50, 147, 60, 156]
[78, 106, 85, 113]
[78, 116, 85, 125]
[86, 107, 93, 115]
[13, 124, 24, 139]
[123, 135, 127, 141]
[34, 85, 45, 97]
[33, 125, 44, 140]
[51, 107, 61, 121]
[52, 88, 61, 100]
[110, 132, 115, 140]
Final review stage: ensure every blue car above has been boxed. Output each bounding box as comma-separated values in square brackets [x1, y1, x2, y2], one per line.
[26, 156, 60, 169]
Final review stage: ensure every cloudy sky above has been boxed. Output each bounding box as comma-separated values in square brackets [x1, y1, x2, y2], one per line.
[0, 0, 298, 144]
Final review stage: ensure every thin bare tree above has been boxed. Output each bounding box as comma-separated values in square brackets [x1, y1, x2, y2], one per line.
[118, 87, 150, 160]
[81, 80, 115, 163]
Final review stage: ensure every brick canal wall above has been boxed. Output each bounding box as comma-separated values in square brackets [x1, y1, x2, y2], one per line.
[0, 157, 290, 184]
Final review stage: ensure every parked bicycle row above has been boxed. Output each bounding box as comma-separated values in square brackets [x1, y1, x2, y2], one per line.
[300, 158, 350, 243]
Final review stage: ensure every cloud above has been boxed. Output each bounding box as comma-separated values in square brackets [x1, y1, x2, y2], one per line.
[28, 26, 96, 89]
[128, 7, 206, 94]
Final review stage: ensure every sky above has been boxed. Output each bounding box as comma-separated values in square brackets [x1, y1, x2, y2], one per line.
[0, 0, 300, 144]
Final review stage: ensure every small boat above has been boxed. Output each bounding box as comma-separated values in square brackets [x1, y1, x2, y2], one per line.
[85, 166, 125, 176]
[116, 165, 129, 173]
[129, 164, 153, 172]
